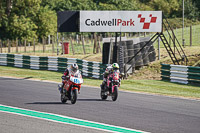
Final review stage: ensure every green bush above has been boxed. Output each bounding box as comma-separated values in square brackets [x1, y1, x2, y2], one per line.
[166, 18, 200, 29]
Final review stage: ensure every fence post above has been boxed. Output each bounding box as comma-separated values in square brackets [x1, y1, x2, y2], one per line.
[169, 32, 171, 46]
[70, 36, 75, 55]
[93, 33, 97, 54]
[98, 35, 102, 53]
[81, 35, 86, 54]
[24, 39, 26, 52]
[42, 37, 45, 53]
[8, 39, 10, 53]
[76, 34, 78, 44]
[172, 29, 175, 53]
[0, 39, 2, 53]
[16, 38, 18, 53]
[62, 36, 64, 54]
[96, 35, 99, 54]
[28, 41, 30, 52]
[91, 34, 93, 45]
[158, 37, 160, 60]
[190, 25, 192, 47]
[48, 35, 50, 45]
[108, 38, 113, 64]
[52, 36, 55, 53]
[57, 32, 59, 55]
[100, 34, 102, 42]
[86, 36, 89, 44]
[33, 38, 35, 53]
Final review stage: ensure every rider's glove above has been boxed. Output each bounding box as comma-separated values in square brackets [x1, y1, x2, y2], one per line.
[66, 75, 70, 79]
[61, 76, 66, 80]
[120, 73, 124, 78]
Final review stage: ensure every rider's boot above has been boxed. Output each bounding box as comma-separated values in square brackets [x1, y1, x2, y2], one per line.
[102, 78, 107, 86]
[58, 83, 64, 93]
[58, 85, 61, 92]
[101, 82, 106, 90]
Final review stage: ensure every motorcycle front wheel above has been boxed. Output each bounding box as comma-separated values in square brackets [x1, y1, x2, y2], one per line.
[61, 94, 67, 103]
[111, 86, 118, 101]
[71, 89, 78, 104]
[100, 84, 108, 100]
[100, 91, 108, 100]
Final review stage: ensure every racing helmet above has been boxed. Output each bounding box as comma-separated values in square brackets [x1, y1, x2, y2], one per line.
[112, 63, 119, 70]
[71, 63, 78, 73]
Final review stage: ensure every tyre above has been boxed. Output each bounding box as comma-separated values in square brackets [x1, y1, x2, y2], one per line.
[61, 94, 67, 103]
[118, 44, 124, 73]
[100, 91, 108, 100]
[143, 55, 149, 65]
[126, 41, 135, 66]
[111, 86, 118, 101]
[142, 44, 150, 65]
[134, 43, 143, 67]
[127, 49, 135, 66]
[126, 40, 133, 49]
[100, 84, 108, 100]
[148, 45, 156, 62]
[123, 44, 128, 64]
[71, 89, 78, 104]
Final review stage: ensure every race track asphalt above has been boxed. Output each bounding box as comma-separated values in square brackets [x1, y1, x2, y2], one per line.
[0, 77, 200, 133]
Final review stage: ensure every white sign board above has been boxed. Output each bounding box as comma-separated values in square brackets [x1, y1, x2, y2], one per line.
[80, 11, 162, 32]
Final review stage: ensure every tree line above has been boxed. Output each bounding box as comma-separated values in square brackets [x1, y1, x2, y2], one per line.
[0, 0, 199, 41]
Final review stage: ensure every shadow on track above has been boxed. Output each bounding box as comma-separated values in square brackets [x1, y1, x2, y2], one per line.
[26, 99, 110, 105]
[77, 99, 110, 102]
[23, 77, 33, 79]
[0, 77, 33, 80]
[26, 102, 69, 105]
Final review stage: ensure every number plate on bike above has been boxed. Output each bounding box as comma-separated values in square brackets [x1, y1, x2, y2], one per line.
[70, 77, 83, 84]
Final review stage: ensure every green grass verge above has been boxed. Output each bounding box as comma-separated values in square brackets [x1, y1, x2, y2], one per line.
[0, 66, 200, 99]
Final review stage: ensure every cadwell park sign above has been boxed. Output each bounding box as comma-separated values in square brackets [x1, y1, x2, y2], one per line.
[57, 11, 162, 33]
[80, 11, 162, 32]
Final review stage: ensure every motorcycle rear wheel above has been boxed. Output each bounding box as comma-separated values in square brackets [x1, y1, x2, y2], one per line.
[111, 86, 118, 101]
[71, 89, 78, 104]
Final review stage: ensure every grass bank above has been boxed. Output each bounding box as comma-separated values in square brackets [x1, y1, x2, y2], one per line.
[0, 66, 199, 99]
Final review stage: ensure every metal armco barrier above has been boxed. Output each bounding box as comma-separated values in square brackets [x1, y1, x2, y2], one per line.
[161, 64, 200, 85]
[0, 53, 108, 79]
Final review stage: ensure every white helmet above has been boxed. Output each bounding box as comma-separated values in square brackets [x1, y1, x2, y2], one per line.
[71, 63, 78, 73]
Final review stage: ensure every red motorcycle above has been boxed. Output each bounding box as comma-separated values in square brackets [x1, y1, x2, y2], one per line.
[100, 70, 120, 101]
[59, 73, 83, 104]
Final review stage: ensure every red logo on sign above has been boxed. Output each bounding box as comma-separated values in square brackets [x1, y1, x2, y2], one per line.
[138, 14, 157, 29]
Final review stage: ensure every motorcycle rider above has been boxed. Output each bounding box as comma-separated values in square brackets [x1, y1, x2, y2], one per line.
[102, 63, 121, 87]
[59, 63, 79, 93]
